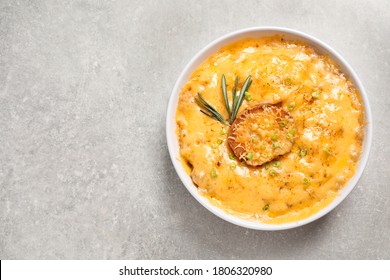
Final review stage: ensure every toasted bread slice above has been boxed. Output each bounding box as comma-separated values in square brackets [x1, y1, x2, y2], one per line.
[228, 103, 295, 166]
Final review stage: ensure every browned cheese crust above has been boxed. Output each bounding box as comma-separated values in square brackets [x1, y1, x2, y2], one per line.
[228, 103, 295, 166]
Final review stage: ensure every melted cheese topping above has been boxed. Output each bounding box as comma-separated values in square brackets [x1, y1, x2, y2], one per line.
[176, 36, 364, 223]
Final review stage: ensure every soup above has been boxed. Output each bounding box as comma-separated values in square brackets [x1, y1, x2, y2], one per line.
[176, 36, 364, 223]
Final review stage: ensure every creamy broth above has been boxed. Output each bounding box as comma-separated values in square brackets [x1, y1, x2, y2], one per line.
[176, 36, 364, 223]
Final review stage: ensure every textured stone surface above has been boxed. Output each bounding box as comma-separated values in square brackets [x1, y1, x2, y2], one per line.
[0, 0, 389, 259]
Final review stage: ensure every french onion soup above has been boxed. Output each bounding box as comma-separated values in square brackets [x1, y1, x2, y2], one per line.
[176, 36, 364, 223]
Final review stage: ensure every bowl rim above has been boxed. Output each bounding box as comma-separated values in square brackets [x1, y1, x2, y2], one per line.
[166, 26, 373, 230]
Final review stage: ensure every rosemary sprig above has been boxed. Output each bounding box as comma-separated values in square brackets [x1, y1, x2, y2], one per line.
[195, 93, 229, 125]
[195, 74, 252, 125]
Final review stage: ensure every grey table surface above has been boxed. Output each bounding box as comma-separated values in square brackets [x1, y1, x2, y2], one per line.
[1, 0, 389, 260]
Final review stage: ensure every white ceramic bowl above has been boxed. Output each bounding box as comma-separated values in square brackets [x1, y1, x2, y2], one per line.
[166, 27, 372, 230]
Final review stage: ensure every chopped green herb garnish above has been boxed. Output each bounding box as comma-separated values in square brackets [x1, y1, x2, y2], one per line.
[229, 153, 236, 160]
[323, 148, 332, 155]
[287, 102, 295, 111]
[269, 169, 277, 176]
[312, 92, 320, 99]
[283, 78, 292, 86]
[210, 168, 218, 178]
[229, 162, 237, 170]
[220, 127, 226, 135]
[280, 120, 287, 127]
[244, 91, 252, 101]
[272, 142, 279, 149]
[272, 161, 281, 167]
[246, 152, 253, 160]
[212, 139, 223, 148]
[272, 134, 278, 141]
[265, 163, 270, 170]
[263, 204, 270, 211]
[299, 148, 307, 157]
[289, 129, 295, 135]
[303, 178, 310, 184]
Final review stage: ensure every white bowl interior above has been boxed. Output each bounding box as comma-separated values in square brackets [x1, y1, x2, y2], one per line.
[166, 27, 372, 230]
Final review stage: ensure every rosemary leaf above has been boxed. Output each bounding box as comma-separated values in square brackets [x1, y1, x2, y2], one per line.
[196, 94, 223, 118]
[195, 94, 228, 125]
[199, 109, 214, 118]
[230, 76, 239, 123]
[199, 110, 223, 123]
[231, 75, 252, 122]
[221, 75, 230, 118]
